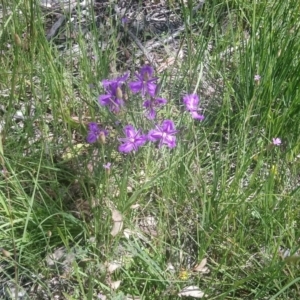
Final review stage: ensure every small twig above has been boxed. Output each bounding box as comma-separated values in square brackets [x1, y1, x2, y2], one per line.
[118, 0, 206, 67]
[46, 15, 66, 41]
[126, 28, 159, 68]
[114, 4, 158, 68]
[132, 25, 186, 58]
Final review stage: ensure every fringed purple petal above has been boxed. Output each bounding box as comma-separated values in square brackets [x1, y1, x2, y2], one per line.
[129, 81, 143, 93]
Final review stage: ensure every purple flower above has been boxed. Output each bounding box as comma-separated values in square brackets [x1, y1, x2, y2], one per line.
[99, 73, 129, 113]
[129, 65, 157, 97]
[254, 74, 261, 81]
[118, 125, 147, 153]
[143, 97, 167, 120]
[86, 122, 108, 144]
[148, 120, 177, 148]
[183, 94, 204, 120]
[121, 17, 129, 24]
[272, 138, 281, 146]
[103, 162, 111, 169]
[99, 94, 124, 113]
[102, 73, 129, 89]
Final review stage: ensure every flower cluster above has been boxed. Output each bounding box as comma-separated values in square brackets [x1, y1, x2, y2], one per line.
[117, 119, 177, 153]
[87, 65, 204, 153]
[129, 65, 168, 120]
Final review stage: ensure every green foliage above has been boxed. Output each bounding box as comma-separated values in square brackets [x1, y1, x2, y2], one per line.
[1, 0, 300, 299]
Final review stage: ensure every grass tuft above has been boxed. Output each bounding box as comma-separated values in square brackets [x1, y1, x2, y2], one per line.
[1, 0, 300, 299]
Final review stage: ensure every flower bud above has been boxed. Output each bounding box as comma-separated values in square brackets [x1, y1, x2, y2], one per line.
[99, 131, 106, 144]
[1, 248, 11, 258]
[124, 48, 130, 60]
[116, 87, 123, 99]
[13, 33, 22, 47]
[103, 162, 111, 175]
[143, 72, 149, 81]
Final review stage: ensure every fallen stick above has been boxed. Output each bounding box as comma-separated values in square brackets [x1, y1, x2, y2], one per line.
[46, 15, 66, 41]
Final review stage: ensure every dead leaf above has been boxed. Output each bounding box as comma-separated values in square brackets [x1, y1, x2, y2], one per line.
[139, 216, 157, 236]
[109, 280, 121, 290]
[110, 209, 123, 236]
[124, 228, 133, 239]
[130, 204, 140, 209]
[166, 262, 175, 272]
[193, 258, 210, 274]
[123, 228, 150, 242]
[157, 57, 176, 73]
[178, 286, 205, 298]
[74, 199, 91, 218]
[105, 261, 122, 273]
